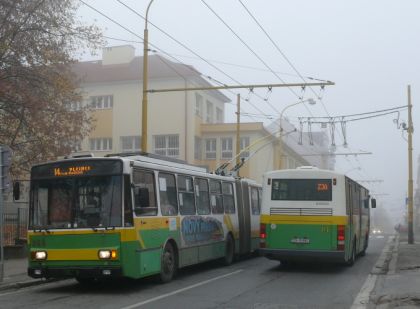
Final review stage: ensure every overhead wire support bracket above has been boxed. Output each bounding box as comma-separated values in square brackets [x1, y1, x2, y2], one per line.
[147, 81, 335, 93]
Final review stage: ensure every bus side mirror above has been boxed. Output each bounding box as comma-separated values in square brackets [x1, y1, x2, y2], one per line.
[371, 198, 376, 208]
[13, 181, 20, 201]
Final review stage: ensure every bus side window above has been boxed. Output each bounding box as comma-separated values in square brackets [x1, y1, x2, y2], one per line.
[195, 178, 210, 215]
[210, 180, 224, 214]
[250, 187, 260, 215]
[133, 170, 157, 216]
[178, 175, 196, 215]
[159, 173, 178, 216]
[222, 182, 235, 214]
[124, 175, 134, 226]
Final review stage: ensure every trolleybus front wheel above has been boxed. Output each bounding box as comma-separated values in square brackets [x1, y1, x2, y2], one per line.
[160, 242, 177, 283]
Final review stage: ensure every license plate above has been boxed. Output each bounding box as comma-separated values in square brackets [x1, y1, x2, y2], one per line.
[290, 238, 310, 244]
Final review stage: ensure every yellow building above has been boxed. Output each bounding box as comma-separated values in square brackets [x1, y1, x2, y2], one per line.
[72, 45, 330, 183]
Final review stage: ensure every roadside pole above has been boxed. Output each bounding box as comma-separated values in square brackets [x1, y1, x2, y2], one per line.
[407, 85, 414, 244]
[0, 146, 4, 282]
[0, 145, 11, 282]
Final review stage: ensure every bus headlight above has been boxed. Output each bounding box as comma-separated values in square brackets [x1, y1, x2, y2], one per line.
[98, 249, 117, 260]
[32, 251, 47, 260]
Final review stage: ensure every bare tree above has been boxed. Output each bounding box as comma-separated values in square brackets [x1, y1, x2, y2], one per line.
[0, 0, 102, 177]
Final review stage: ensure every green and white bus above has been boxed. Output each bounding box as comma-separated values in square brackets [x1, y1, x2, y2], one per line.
[259, 166, 376, 266]
[27, 153, 261, 283]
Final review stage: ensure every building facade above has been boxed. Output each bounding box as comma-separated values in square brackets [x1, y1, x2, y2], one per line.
[72, 45, 332, 183]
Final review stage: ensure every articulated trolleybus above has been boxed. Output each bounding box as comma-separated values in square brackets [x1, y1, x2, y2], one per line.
[259, 166, 376, 266]
[27, 154, 261, 283]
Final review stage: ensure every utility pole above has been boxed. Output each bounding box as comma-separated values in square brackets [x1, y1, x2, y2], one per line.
[236, 94, 241, 176]
[141, 0, 155, 153]
[407, 85, 414, 244]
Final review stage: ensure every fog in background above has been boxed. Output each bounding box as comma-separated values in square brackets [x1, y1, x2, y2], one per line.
[77, 0, 420, 225]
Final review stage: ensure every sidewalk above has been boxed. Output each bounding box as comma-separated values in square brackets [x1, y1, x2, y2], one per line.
[0, 258, 47, 291]
[369, 231, 420, 308]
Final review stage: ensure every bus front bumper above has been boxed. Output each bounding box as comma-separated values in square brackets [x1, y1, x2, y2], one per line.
[28, 266, 123, 279]
[259, 248, 345, 262]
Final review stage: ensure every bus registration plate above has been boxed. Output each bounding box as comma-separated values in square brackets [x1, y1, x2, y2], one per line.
[290, 238, 310, 244]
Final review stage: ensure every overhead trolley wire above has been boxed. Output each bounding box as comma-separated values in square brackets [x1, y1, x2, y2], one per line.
[115, 0, 282, 116]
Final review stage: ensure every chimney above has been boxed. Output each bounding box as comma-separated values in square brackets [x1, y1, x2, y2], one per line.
[102, 45, 135, 65]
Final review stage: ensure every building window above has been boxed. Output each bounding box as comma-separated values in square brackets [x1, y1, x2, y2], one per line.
[67, 101, 83, 111]
[240, 136, 250, 158]
[121, 136, 141, 152]
[216, 107, 223, 123]
[153, 135, 179, 158]
[89, 138, 112, 151]
[89, 95, 113, 110]
[221, 137, 233, 159]
[195, 93, 203, 118]
[194, 136, 202, 160]
[206, 100, 213, 123]
[205, 138, 216, 159]
[71, 141, 82, 152]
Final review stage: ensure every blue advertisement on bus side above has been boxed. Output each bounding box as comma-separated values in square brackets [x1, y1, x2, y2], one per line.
[181, 216, 224, 245]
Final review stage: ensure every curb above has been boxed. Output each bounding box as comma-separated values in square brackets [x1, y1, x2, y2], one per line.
[0, 278, 59, 292]
[386, 234, 399, 275]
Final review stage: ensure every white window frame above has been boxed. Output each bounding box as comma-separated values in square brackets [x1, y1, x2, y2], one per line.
[195, 93, 203, 118]
[120, 136, 141, 152]
[89, 138, 112, 151]
[240, 136, 250, 158]
[206, 100, 213, 123]
[194, 136, 202, 160]
[89, 95, 114, 110]
[205, 138, 216, 159]
[221, 137, 233, 159]
[153, 135, 179, 158]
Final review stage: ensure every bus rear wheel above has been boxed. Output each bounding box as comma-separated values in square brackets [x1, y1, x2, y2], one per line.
[159, 242, 177, 283]
[345, 241, 356, 266]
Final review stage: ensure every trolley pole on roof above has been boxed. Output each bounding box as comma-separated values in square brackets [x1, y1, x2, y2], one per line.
[407, 85, 414, 244]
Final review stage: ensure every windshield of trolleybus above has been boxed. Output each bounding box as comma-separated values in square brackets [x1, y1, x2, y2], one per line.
[271, 179, 332, 201]
[29, 175, 122, 229]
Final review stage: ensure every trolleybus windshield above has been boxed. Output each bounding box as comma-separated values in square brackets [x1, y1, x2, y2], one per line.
[29, 160, 123, 229]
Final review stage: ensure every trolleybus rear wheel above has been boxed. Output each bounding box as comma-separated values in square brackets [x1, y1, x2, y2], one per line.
[160, 242, 177, 283]
[346, 241, 356, 266]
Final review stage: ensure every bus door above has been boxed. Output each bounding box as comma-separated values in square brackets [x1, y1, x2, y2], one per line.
[235, 180, 251, 254]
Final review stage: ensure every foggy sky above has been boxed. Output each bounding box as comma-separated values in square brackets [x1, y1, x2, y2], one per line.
[77, 0, 420, 222]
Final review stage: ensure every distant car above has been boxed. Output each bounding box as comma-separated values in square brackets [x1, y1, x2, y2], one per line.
[395, 223, 408, 233]
[372, 228, 382, 235]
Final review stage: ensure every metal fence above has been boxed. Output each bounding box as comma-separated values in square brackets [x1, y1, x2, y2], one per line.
[2, 208, 28, 246]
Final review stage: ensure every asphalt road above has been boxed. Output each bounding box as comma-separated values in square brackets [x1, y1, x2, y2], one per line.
[0, 235, 388, 309]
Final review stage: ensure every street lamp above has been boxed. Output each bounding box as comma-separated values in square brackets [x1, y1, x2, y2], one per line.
[278, 98, 316, 169]
[141, 0, 155, 153]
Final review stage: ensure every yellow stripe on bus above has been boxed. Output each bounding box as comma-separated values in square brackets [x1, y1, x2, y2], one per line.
[28, 229, 138, 242]
[260, 214, 348, 225]
[42, 248, 118, 261]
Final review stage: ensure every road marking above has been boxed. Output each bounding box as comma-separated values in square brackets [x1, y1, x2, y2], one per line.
[350, 235, 395, 309]
[119, 269, 244, 309]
